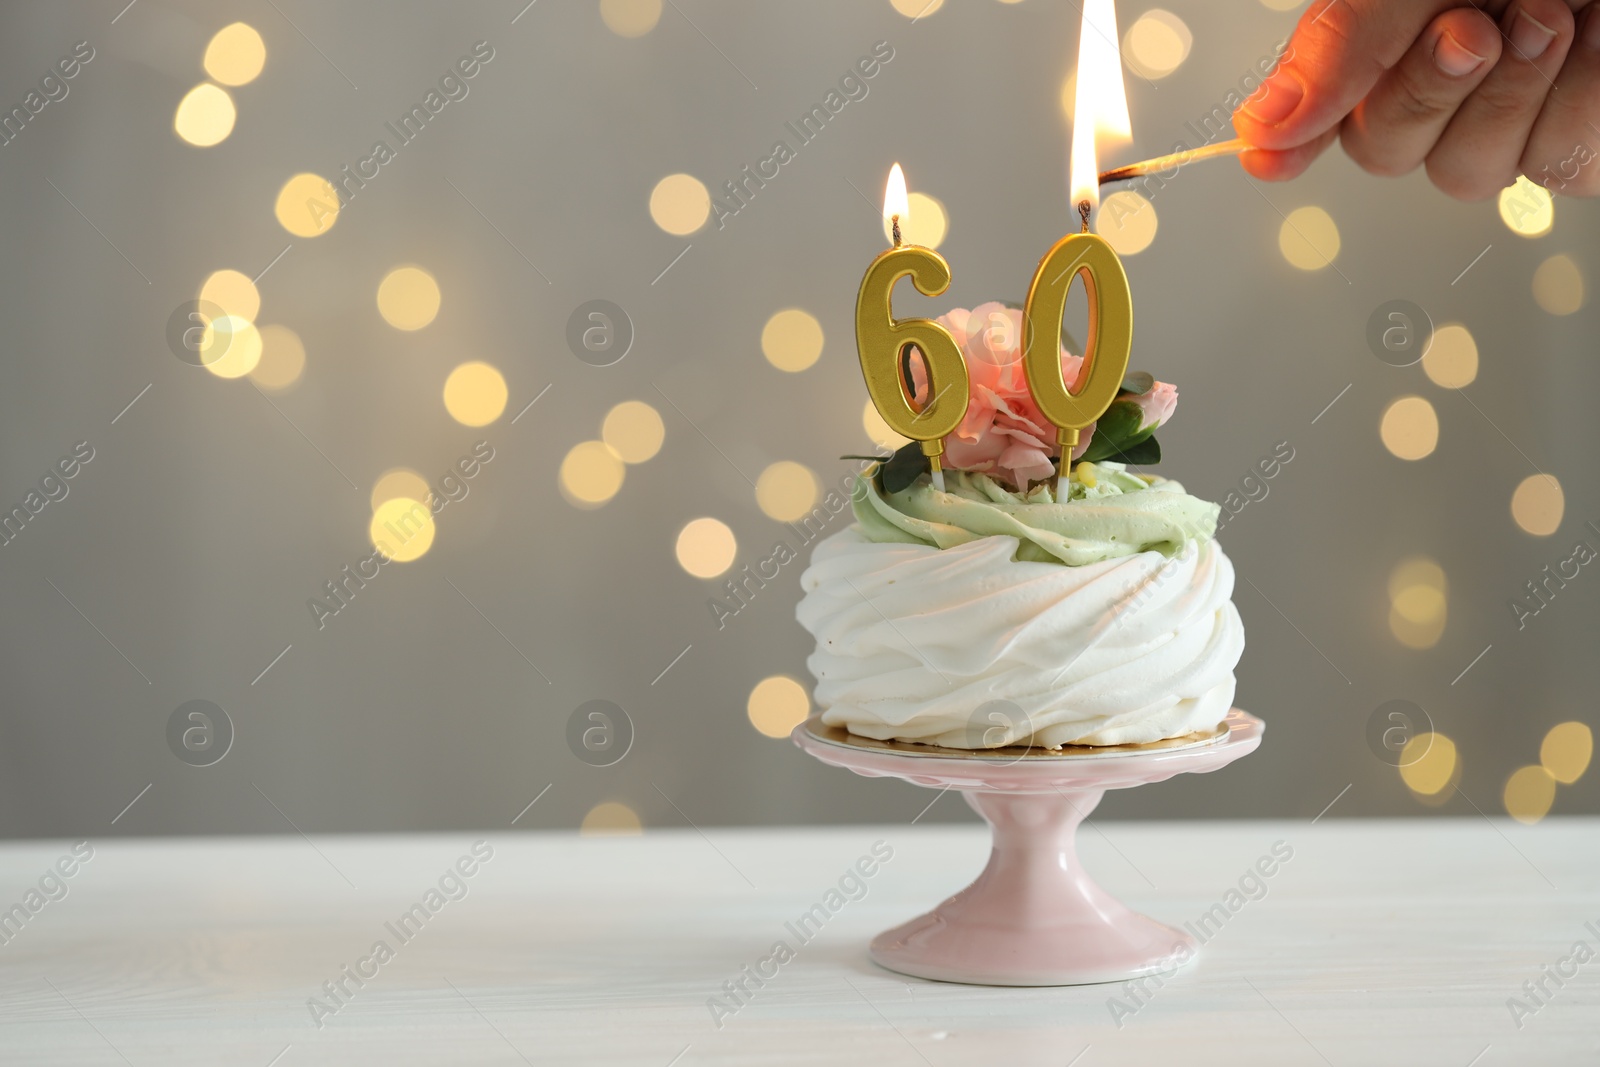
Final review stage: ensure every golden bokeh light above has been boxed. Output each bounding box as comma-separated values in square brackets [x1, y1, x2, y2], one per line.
[1391, 585, 1446, 627]
[443, 362, 508, 427]
[581, 801, 642, 836]
[747, 675, 811, 739]
[891, 0, 944, 16]
[369, 497, 435, 563]
[1497, 176, 1554, 238]
[1123, 10, 1192, 79]
[649, 173, 711, 235]
[250, 324, 306, 391]
[1379, 396, 1439, 460]
[560, 441, 626, 507]
[1533, 253, 1584, 316]
[600, 0, 662, 36]
[201, 315, 262, 379]
[1399, 732, 1457, 796]
[1540, 722, 1593, 784]
[1422, 323, 1478, 389]
[274, 173, 340, 237]
[1389, 596, 1446, 649]
[675, 517, 737, 579]
[761, 309, 825, 372]
[602, 401, 665, 464]
[1388, 555, 1448, 650]
[199, 269, 260, 321]
[1278, 206, 1340, 270]
[174, 83, 236, 147]
[377, 266, 441, 331]
[1097, 190, 1158, 255]
[1503, 765, 1556, 824]
[756, 461, 819, 522]
[1387, 556, 1446, 601]
[1259, 0, 1303, 10]
[203, 22, 266, 86]
[370, 468, 432, 512]
[1511, 474, 1564, 536]
[882, 191, 947, 248]
[863, 399, 910, 450]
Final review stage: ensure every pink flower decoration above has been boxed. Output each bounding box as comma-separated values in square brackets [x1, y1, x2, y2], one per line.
[1127, 380, 1178, 434]
[909, 302, 1093, 491]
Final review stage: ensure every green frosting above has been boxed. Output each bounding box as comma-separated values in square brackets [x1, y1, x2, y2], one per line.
[851, 463, 1219, 567]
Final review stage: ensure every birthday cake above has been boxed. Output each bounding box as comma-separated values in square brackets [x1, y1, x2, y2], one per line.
[796, 302, 1244, 749]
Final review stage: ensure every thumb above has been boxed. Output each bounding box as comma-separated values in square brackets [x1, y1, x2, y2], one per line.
[1234, 0, 1452, 151]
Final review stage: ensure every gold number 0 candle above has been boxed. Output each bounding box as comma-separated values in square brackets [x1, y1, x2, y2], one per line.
[1021, 224, 1132, 495]
[855, 165, 968, 493]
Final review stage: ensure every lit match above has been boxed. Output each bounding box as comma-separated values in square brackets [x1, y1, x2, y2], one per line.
[1097, 137, 1249, 185]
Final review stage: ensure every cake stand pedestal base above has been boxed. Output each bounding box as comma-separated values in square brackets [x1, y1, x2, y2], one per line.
[794, 709, 1263, 987]
[871, 789, 1192, 985]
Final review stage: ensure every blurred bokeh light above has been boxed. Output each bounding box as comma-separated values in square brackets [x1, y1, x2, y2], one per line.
[1498, 176, 1554, 238]
[377, 266, 442, 331]
[762, 309, 825, 372]
[1278, 206, 1340, 270]
[274, 173, 340, 237]
[1379, 396, 1438, 461]
[580, 802, 642, 835]
[649, 174, 711, 235]
[370, 497, 436, 563]
[1541, 722, 1593, 785]
[1511, 474, 1564, 536]
[748, 675, 811, 738]
[1421, 324, 1478, 389]
[443, 362, 508, 426]
[561, 441, 626, 508]
[203, 22, 266, 86]
[174, 83, 235, 146]
[676, 518, 737, 578]
[756, 461, 820, 522]
[1399, 732, 1458, 797]
[1533, 253, 1584, 315]
[602, 401, 665, 464]
[1122, 10, 1192, 80]
[249, 324, 306, 391]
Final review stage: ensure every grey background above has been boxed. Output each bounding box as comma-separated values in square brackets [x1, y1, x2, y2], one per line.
[0, 0, 1595, 838]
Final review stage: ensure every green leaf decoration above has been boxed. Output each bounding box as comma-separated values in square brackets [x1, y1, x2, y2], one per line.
[1118, 370, 1155, 396]
[1097, 435, 1161, 466]
[879, 442, 931, 494]
[1079, 398, 1160, 464]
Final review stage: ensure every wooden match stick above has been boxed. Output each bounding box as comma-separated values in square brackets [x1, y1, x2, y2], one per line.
[1097, 137, 1249, 185]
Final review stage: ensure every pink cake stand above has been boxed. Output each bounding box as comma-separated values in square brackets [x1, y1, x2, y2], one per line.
[792, 709, 1263, 986]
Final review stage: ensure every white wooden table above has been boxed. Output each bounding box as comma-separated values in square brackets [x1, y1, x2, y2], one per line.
[0, 820, 1595, 1065]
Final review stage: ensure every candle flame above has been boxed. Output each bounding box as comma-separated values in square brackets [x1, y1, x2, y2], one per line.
[883, 163, 909, 235]
[1069, 0, 1131, 214]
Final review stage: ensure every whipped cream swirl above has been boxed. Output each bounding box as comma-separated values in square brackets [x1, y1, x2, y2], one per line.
[796, 529, 1244, 748]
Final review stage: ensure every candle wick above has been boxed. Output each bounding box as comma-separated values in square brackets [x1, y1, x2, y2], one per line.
[891, 215, 902, 247]
[1078, 200, 1091, 234]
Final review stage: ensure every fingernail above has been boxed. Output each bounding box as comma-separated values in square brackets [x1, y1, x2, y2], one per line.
[1241, 72, 1304, 125]
[1435, 31, 1489, 76]
[1509, 9, 1558, 60]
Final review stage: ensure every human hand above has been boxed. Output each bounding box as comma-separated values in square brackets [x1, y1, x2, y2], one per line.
[1233, 0, 1600, 199]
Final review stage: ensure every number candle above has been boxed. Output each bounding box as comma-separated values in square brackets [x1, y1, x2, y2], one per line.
[1024, 0, 1133, 497]
[1021, 214, 1132, 496]
[855, 164, 968, 493]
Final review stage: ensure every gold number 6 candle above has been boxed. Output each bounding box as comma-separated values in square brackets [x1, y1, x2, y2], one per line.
[855, 165, 969, 493]
[1021, 216, 1132, 496]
